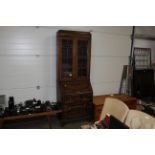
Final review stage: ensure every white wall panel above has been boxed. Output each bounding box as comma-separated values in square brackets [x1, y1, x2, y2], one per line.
[0, 27, 58, 104]
[0, 56, 56, 89]
[134, 26, 155, 60]
[92, 32, 130, 56]
[134, 39, 155, 60]
[90, 30, 131, 96]
[92, 82, 120, 96]
[135, 26, 155, 36]
[91, 57, 128, 83]
[0, 27, 57, 55]
[0, 26, 132, 104]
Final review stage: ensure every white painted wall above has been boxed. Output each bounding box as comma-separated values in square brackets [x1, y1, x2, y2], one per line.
[0, 26, 132, 105]
[134, 27, 155, 60]
[91, 30, 131, 95]
[135, 26, 155, 37]
[134, 39, 155, 60]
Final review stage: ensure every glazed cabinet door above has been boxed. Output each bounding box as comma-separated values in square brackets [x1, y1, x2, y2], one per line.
[58, 37, 74, 81]
[77, 38, 91, 80]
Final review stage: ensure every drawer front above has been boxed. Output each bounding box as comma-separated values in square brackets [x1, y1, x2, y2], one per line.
[61, 81, 92, 93]
[60, 92, 93, 121]
[63, 106, 87, 119]
[62, 93, 92, 106]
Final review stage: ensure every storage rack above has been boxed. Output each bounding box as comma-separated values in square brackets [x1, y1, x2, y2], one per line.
[133, 48, 151, 69]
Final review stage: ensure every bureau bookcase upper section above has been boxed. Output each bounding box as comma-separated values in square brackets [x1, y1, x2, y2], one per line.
[57, 30, 91, 81]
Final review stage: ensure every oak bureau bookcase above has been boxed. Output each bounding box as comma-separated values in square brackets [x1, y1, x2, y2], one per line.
[57, 30, 93, 123]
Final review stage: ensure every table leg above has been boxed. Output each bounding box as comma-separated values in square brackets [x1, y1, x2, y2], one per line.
[47, 116, 52, 129]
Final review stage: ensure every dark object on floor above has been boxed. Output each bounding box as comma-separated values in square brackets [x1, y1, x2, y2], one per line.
[96, 115, 129, 129]
[8, 96, 15, 110]
[109, 115, 129, 129]
[2, 99, 62, 117]
[143, 105, 155, 116]
[133, 69, 155, 100]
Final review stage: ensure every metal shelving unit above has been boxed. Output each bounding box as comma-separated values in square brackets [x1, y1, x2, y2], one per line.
[133, 48, 151, 69]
